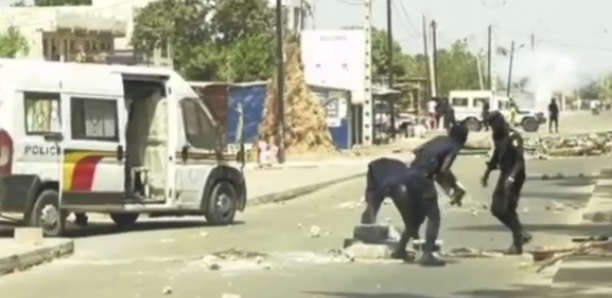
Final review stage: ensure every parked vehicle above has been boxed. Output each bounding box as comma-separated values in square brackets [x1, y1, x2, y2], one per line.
[0, 59, 246, 236]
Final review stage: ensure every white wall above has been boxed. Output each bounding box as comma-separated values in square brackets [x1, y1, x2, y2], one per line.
[300, 29, 366, 104]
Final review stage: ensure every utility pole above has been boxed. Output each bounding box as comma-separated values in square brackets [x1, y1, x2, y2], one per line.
[386, 0, 395, 139]
[476, 51, 484, 90]
[422, 15, 432, 108]
[487, 25, 492, 90]
[362, 0, 373, 146]
[275, 0, 285, 163]
[431, 20, 439, 97]
[506, 41, 515, 97]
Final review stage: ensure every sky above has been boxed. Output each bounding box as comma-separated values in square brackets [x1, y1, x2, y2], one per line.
[4, 0, 611, 86]
[308, 0, 612, 84]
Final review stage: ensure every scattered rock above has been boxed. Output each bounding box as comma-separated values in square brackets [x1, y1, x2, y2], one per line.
[199, 232, 209, 237]
[521, 206, 529, 214]
[481, 203, 489, 210]
[201, 255, 222, 270]
[162, 286, 172, 295]
[221, 294, 242, 298]
[310, 225, 321, 237]
[552, 201, 565, 211]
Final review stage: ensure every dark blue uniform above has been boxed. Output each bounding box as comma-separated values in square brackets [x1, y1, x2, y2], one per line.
[481, 112, 531, 254]
[361, 124, 468, 266]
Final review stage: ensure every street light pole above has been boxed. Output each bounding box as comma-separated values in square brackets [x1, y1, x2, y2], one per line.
[275, 0, 285, 163]
[506, 41, 515, 98]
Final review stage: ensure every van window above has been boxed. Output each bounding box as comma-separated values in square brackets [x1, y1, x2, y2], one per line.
[71, 97, 118, 141]
[451, 97, 468, 107]
[474, 97, 490, 108]
[24, 92, 61, 135]
[180, 98, 217, 150]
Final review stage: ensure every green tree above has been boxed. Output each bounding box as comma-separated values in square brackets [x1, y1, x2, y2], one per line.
[34, 0, 91, 6]
[0, 27, 30, 58]
[370, 27, 414, 81]
[10, 0, 28, 7]
[435, 39, 480, 95]
[131, 0, 276, 82]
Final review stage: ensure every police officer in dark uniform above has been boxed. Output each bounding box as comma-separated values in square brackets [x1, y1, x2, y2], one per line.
[480, 111, 532, 254]
[361, 123, 469, 266]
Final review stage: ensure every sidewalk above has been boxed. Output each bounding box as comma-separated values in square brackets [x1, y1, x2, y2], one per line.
[245, 163, 366, 206]
[0, 235, 74, 276]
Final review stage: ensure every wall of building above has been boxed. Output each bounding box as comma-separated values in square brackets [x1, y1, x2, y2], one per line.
[301, 30, 366, 104]
[0, 6, 124, 60]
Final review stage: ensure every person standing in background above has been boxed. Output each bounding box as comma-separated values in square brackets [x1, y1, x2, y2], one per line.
[481, 101, 490, 131]
[427, 98, 437, 130]
[548, 98, 559, 133]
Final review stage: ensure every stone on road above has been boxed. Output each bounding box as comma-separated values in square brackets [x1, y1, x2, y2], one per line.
[0, 157, 610, 298]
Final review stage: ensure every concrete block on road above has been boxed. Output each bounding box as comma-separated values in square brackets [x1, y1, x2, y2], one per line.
[344, 243, 395, 259]
[0, 239, 74, 276]
[353, 224, 391, 244]
[14, 228, 43, 246]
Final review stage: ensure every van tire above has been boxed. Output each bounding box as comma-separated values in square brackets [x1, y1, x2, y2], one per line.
[204, 181, 237, 226]
[521, 117, 540, 132]
[465, 118, 481, 132]
[28, 189, 66, 237]
[110, 213, 139, 229]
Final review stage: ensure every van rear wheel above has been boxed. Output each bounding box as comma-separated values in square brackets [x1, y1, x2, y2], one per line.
[465, 118, 481, 131]
[28, 189, 66, 237]
[110, 213, 139, 229]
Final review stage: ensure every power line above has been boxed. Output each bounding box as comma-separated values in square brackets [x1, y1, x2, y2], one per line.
[392, 0, 420, 38]
[497, 26, 612, 53]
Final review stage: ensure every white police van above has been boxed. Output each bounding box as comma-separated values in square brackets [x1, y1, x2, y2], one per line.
[0, 59, 246, 236]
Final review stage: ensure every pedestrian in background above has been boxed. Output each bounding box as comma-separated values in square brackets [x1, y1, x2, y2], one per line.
[548, 97, 559, 133]
[427, 98, 437, 130]
[481, 101, 490, 131]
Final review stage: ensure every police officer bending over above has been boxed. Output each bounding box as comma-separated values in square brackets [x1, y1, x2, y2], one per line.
[361, 123, 469, 266]
[480, 111, 532, 254]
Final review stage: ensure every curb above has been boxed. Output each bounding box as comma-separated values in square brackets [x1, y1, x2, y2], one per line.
[582, 171, 612, 223]
[0, 239, 74, 276]
[247, 172, 366, 206]
[527, 172, 601, 181]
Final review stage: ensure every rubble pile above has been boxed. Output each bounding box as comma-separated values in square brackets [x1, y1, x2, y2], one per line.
[465, 131, 612, 158]
[531, 238, 612, 273]
[525, 132, 612, 157]
[258, 36, 336, 155]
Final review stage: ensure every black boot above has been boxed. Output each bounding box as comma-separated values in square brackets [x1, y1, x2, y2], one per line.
[391, 249, 415, 262]
[74, 213, 88, 227]
[507, 231, 532, 255]
[417, 251, 446, 267]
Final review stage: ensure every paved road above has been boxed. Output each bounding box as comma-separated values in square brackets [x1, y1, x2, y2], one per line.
[0, 157, 611, 298]
[537, 110, 610, 135]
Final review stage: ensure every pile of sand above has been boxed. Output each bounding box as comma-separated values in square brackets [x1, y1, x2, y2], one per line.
[258, 38, 336, 155]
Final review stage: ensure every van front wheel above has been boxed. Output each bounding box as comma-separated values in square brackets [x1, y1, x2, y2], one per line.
[28, 189, 67, 237]
[205, 181, 237, 226]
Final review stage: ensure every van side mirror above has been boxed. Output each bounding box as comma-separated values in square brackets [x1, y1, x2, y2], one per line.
[43, 132, 63, 142]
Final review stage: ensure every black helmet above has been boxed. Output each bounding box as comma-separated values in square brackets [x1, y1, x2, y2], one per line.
[485, 111, 508, 133]
[448, 122, 469, 145]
